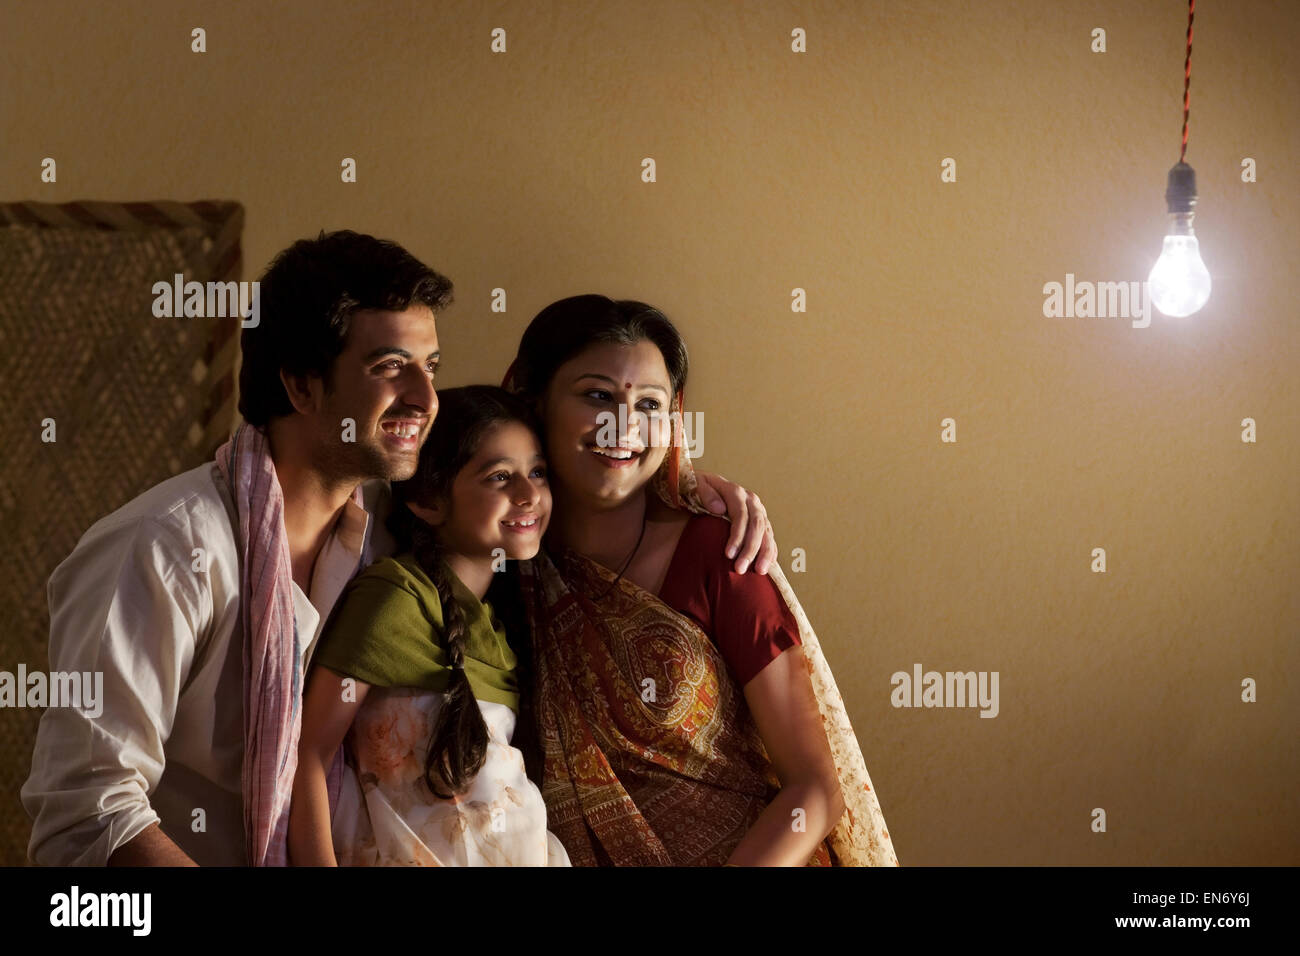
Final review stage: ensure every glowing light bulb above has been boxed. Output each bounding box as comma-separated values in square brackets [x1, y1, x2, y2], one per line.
[1149, 161, 1211, 318]
[1148, 233, 1211, 317]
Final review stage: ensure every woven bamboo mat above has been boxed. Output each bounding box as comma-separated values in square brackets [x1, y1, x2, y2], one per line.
[0, 200, 243, 865]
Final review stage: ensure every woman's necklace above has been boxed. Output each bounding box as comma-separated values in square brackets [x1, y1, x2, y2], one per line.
[588, 511, 649, 602]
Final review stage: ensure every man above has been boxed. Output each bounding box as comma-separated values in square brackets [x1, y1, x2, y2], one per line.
[22, 230, 777, 866]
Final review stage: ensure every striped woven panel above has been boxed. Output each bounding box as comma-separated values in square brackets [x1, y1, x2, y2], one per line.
[0, 200, 244, 865]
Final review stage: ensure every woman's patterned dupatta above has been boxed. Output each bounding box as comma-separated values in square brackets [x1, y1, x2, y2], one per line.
[517, 546, 787, 866]
[505, 367, 899, 867]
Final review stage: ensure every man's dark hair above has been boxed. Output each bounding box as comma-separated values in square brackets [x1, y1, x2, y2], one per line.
[237, 230, 454, 427]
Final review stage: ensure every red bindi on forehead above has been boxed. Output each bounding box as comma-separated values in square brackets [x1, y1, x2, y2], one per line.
[625, 382, 631, 388]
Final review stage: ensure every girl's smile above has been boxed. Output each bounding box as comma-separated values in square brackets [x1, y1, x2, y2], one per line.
[500, 512, 542, 533]
[415, 419, 551, 569]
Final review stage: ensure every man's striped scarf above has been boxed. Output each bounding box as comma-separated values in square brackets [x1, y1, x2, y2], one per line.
[216, 423, 348, 866]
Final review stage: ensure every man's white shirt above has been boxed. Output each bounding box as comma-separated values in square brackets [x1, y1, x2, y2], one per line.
[21, 461, 394, 866]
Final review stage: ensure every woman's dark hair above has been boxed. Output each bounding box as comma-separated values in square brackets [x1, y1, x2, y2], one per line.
[502, 296, 688, 783]
[509, 295, 689, 415]
[238, 230, 453, 427]
[385, 385, 543, 799]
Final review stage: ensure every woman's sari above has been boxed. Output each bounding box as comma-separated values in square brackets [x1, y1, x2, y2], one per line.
[506, 372, 899, 866]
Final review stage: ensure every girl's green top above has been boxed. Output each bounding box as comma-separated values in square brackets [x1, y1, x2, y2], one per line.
[311, 551, 520, 713]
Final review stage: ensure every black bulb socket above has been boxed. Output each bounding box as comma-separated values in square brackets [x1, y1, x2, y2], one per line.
[1165, 161, 1198, 215]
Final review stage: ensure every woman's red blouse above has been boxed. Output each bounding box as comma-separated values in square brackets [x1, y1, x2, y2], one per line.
[656, 513, 802, 687]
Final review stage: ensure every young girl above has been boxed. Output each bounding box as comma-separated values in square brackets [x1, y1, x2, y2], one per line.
[288, 385, 570, 866]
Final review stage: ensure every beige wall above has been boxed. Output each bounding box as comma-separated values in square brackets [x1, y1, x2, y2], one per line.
[4, 0, 1296, 864]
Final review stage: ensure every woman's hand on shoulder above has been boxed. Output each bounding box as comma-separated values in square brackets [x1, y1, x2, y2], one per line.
[693, 471, 777, 575]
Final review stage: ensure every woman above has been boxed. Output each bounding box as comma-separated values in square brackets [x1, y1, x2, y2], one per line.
[502, 295, 898, 866]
